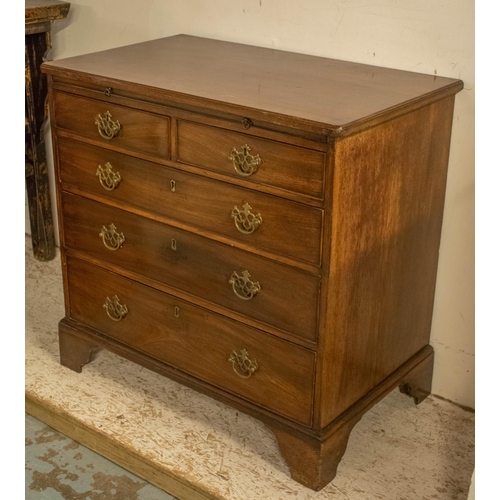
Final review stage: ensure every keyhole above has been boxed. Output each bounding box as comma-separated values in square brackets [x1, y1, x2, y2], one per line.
[171, 239, 177, 251]
[174, 306, 180, 318]
[170, 180, 176, 192]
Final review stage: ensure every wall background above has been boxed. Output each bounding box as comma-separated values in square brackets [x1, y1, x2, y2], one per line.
[28, 0, 474, 409]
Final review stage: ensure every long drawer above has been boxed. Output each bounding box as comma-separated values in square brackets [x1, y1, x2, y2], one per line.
[52, 92, 170, 158]
[61, 192, 320, 342]
[177, 120, 325, 200]
[57, 137, 323, 266]
[66, 257, 315, 426]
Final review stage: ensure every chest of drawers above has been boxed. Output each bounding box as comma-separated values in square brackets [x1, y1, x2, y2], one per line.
[42, 35, 463, 491]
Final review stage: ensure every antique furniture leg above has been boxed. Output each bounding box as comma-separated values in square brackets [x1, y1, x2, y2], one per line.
[399, 349, 434, 405]
[272, 346, 435, 490]
[25, 1, 70, 261]
[272, 422, 358, 491]
[59, 321, 99, 373]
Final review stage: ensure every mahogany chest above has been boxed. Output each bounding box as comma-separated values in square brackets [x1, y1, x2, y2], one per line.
[42, 35, 463, 490]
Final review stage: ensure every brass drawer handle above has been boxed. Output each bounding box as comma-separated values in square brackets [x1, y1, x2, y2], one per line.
[99, 223, 125, 251]
[229, 270, 261, 300]
[103, 295, 128, 321]
[231, 203, 262, 234]
[96, 162, 121, 191]
[228, 144, 261, 177]
[228, 348, 258, 378]
[94, 111, 121, 140]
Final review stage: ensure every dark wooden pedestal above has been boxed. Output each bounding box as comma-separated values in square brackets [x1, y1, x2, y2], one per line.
[25, 0, 70, 261]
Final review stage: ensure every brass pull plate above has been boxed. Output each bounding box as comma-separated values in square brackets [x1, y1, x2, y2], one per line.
[99, 223, 125, 251]
[229, 270, 261, 300]
[96, 162, 121, 191]
[231, 203, 262, 234]
[103, 295, 128, 321]
[94, 111, 121, 140]
[228, 144, 261, 177]
[228, 348, 258, 378]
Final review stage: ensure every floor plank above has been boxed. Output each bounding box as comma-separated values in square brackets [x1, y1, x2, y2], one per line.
[26, 414, 179, 500]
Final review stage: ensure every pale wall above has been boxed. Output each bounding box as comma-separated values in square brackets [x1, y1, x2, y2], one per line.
[34, 0, 474, 408]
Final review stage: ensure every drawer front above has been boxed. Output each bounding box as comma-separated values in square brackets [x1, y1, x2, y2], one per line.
[62, 192, 320, 342]
[66, 257, 315, 426]
[58, 138, 323, 266]
[177, 120, 325, 199]
[53, 92, 170, 158]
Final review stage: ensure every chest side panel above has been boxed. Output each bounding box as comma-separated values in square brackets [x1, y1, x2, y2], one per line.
[316, 96, 456, 427]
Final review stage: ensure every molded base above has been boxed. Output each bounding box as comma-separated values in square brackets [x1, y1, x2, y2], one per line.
[58, 318, 434, 491]
[270, 348, 434, 490]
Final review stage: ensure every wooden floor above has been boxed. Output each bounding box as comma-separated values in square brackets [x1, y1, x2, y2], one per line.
[25, 236, 475, 500]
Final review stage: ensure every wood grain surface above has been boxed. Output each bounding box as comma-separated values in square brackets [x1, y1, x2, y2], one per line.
[61, 192, 321, 342]
[57, 137, 324, 266]
[53, 92, 170, 158]
[42, 35, 462, 132]
[176, 120, 325, 199]
[64, 257, 316, 426]
[316, 96, 456, 427]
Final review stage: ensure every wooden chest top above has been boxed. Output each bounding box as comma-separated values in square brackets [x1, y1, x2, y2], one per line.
[42, 34, 462, 132]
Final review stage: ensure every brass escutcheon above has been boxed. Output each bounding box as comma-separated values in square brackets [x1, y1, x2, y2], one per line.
[96, 162, 121, 191]
[228, 144, 261, 177]
[231, 203, 262, 234]
[94, 111, 121, 140]
[229, 270, 261, 300]
[228, 348, 258, 378]
[103, 295, 128, 321]
[241, 117, 253, 129]
[99, 223, 125, 251]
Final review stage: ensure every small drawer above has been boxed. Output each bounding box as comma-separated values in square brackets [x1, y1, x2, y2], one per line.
[53, 92, 170, 158]
[177, 120, 325, 199]
[58, 138, 323, 266]
[62, 193, 320, 342]
[66, 257, 315, 426]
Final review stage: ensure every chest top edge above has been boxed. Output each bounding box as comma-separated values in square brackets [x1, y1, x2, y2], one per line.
[41, 35, 463, 138]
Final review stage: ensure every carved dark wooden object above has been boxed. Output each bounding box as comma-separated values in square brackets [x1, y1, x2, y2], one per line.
[25, 0, 70, 261]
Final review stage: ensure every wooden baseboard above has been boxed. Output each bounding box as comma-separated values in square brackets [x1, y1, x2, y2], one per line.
[25, 392, 220, 500]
